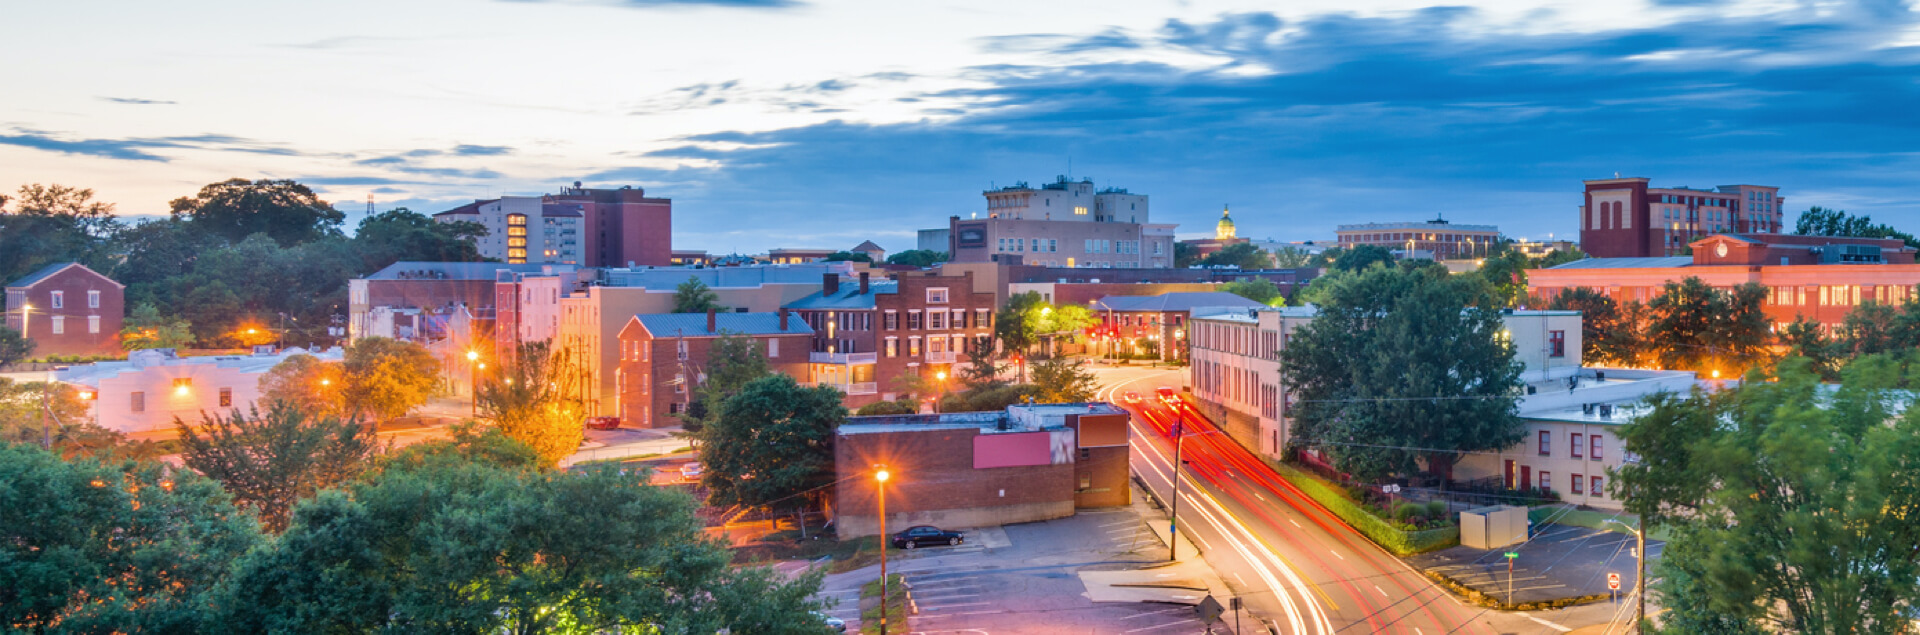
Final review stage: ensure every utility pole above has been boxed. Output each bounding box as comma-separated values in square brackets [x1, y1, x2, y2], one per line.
[1169, 418, 1184, 562]
[1634, 523, 1646, 632]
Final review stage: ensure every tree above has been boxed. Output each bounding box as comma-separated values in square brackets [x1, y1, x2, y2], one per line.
[1473, 249, 1531, 308]
[0, 378, 119, 457]
[377, 420, 543, 473]
[673, 275, 726, 313]
[352, 207, 489, 270]
[1614, 356, 1920, 633]
[1645, 277, 1773, 374]
[1174, 242, 1200, 268]
[1547, 287, 1643, 367]
[215, 456, 830, 634]
[886, 249, 947, 267]
[957, 334, 1005, 391]
[257, 353, 348, 418]
[1280, 265, 1524, 482]
[0, 325, 32, 367]
[995, 291, 1046, 357]
[822, 250, 871, 262]
[0, 443, 262, 633]
[1778, 318, 1842, 380]
[168, 178, 345, 246]
[1200, 242, 1271, 269]
[479, 340, 588, 467]
[1532, 247, 1588, 269]
[0, 183, 121, 283]
[120, 302, 196, 351]
[1794, 205, 1919, 249]
[698, 374, 844, 519]
[1837, 299, 1912, 357]
[1219, 278, 1282, 305]
[1031, 356, 1097, 403]
[1269, 246, 1314, 268]
[681, 333, 773, 440]
[175, 402, 377, 532]
[341, 336, 441, 423]
[1330, 244, 1395, 273]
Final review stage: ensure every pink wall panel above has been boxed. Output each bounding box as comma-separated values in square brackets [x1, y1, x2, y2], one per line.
[973, 431, 1052, 469]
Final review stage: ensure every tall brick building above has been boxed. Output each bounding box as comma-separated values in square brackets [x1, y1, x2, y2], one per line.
[832, 403, 1132, 538]
[784, 271, 996, 407]
[614, 310, 813, 428]
[1580, 177, 1786, 258]
[547, 183, 672, 268]
[4, 263, 124, 358]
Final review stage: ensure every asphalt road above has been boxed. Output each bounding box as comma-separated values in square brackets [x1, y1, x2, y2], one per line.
[1092, 365, 1615, 635]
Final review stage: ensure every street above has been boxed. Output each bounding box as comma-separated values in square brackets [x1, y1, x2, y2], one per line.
[1093, 364, 1626, 635]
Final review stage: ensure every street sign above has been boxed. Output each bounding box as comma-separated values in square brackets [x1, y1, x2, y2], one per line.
[1608, 573, 1621, 590]
[1504, 552, 1519, 559]
[1229, 597, 1243, 611]
[1195, 595, 1225, 624]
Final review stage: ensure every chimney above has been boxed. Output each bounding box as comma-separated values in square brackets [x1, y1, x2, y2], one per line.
[706, 308, 717, 334]
[823, 273, 840, 296]
[779, 308, 791, 331]
[859, 272, 870, 295]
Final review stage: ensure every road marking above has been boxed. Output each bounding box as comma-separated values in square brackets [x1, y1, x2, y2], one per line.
[920, 601, 992, 610]
[1330, 550, 1344, 560]
[1123, 618, 1201, 633]
[1121, 607, 1190, 619]
[1234, 572, 1247, 586]
[1415, 629, 1425, 635]
[1518, 612, 1573, 632]
[1289, 519, 1302, 528]
[1254, 492, 1265, 501]
[913, 592, 982, 600]
[1374, 585, 1388, 597]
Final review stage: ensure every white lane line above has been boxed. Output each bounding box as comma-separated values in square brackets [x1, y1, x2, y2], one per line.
[1330, 550, 1344, 560]
[912, 592, 982, 600]
[1289, 519, 1302, 528]
[914, 610, 1003, 619]
[1121, 607, 1191, 620]
[1374, 585, 1388, 598]
[1518, 612, 1573, 632]
[1415, 629, 1425, 635]
[1122, 618, 1202, 633]
[1234, 572, 1247, 586]
[919, 602, 992, 610]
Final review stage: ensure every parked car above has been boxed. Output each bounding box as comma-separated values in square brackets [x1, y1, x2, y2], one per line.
[1121, 391, 1141, 404]
[679, 462, 703, 481]
[584, 416, 620, 430]
[811, 612, 846, 632]
[891, 525, 964, 549]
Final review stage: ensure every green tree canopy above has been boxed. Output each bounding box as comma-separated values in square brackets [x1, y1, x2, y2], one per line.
[215, 456, 830, 634]
[672, 275, 726, 314]
[957, 334, 1005, 391]
[1546, 287, 1644, 367]
[886, 249, 948, 267]
[698, 374, 845, 514]
[479, 340, 588, 467]
[1200, 242, 1271, 269]
[1644, 277, 1772, 375]
[1174, 242, 1200, 268]
[342, 336, 442, 422]
[0, 378, 116, 457]
[175, 401, 378, 532]
[352, 207, 489, 270]
[257, 353, 348, 418]
[1793, 205, 1919, 249]
[0, 444, 262, 633]
[120, 302, 196, 351]
[1473, 249, 1531, 308]
[1269, 245, 1314, 268]
[1280, 265, 1524, 481]
[0, 184, 121, 283]
[1330, 244, 1396, 273]
[1031, 356, 1097, 403]
[1616, 355, 1920, 633]
[680, 333, 774, 440]
[1219, 277, 1282, 305]
[168, 178, 345, 246]
[0, 325, 33, 366]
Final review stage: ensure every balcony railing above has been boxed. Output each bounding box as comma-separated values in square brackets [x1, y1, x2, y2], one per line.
[803, 381, 878, 395]
[925, 351, 958, 364]
[810, 351, 878, 364]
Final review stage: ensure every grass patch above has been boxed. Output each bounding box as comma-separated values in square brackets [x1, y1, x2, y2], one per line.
[1267, 460, 1459, 555]
[729, 533, 885, 572]
[859, 573, 908, 635]
[1529, 506, 1672, 542]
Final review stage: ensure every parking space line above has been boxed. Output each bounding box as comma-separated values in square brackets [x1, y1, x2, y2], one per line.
[1121, 607, 1190, 620]
[919, 602, 992, 610]
[1123, 618, 1201, 633]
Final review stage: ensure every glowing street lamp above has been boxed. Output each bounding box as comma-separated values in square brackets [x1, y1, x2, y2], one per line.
[466, 350, 481, 417]
[934, 371, 947, 413]
[875, 465, 893, 635]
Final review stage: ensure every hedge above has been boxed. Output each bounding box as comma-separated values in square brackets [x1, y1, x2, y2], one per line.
[1268, 461, 1459, 556]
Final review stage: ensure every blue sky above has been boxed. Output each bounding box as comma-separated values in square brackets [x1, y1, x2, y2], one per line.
[3, 0, 1918, 254]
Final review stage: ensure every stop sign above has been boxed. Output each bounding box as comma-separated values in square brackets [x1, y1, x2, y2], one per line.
[1608, 572, 1621, 590]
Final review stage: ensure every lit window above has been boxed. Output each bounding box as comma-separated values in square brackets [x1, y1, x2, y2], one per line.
[219, 387, 233, 408]
[1074, 206, 1088, 215]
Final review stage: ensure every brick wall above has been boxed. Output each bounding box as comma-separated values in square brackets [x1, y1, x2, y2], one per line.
[615, 325, 811, 428]
[834, 426, 1075, 538]
[5, 265, 123, 357]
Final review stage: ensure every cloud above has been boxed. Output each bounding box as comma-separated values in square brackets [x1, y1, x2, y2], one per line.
[98, 97, 176, 105]
[611, 3, 1920, 252]
[502, 0, 801, 9]
[452, 144, 512, 156]
[371, 187, 406, 194]
[299, 176, 416, 186]
[349, 145, 509, 180]
[0, 129, 300, 162]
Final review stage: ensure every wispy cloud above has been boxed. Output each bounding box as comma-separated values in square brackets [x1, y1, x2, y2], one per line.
[98, 96, 176, 105]
[0, 129, 300, 162]
[501, 0, 802, 9]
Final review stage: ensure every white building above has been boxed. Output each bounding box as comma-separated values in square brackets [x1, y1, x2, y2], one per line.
[432, 196, 584, 265]
[57, 347, 345, 434]
[1188, 307, 1692, 510]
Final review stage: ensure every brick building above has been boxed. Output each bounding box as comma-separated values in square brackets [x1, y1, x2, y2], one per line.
[1090, 292, 1269, 362]
[784, 271, 997, 407]
[1579, 177, 1786, 258]
[1178, 206, 1251, 260]
[832, 403, 1132, 538]
[4, 262, 124, 358]
[947, 177, 1176, 269]
[1335, 218, 1501, 260]
[1528, 233, 1920, 331]
[431, 197, 584, 265]
[614, 310, 813, 428]
[545, 183, 673, 268]
[348, 261, 579, 344]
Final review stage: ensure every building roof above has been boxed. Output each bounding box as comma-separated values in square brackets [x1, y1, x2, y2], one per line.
[6, 262, 121, 290]
[633, 312, 814, 337]
[432, 199, 496, 216]
[365, 261, 575, 281]
[1096, 292, 1268, 313]
[57, 347, 343, 386]
[783, 280, 899, 310]
[541, 203, 584, 218]
[851, 240, 884, 253]
[1547, 257, 1695, 270]
[600, 263, 851, 289]
[1336, 220, 1500, 233]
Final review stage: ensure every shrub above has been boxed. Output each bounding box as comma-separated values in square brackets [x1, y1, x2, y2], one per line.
[1269, 461, 1458, 555]
[1426, 500, 1449, 518]
[855, 400, 916, 416]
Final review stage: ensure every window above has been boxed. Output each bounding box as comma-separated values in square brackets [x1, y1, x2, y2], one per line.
[885, 337, 898, 357]
[676, 340, 689, 360]
[929, 311, 946, 330]
[1590, 435, 1603, 459]
[50, 316, 63, 335]
[1571, 433, 1584, 458]
[1539, 471, 1552, 492]
[88, 290, 100, 308]
[908, 336, 921, 357]
[1074, 206, 1088, 215]
[766, 338, 779, 358]
[929, 337, 946, 354]
[1548, 330, 1565, 358]
[1538, 430, 1551, 455]
[908, 311, 923, 330]
[674, 373, 686, 394]
[219, 387, 233, 408]
[130, 392, 144, 413]
[884, 311, 898, 330]
[977, 308, 991, 329]
[1590, 476, 1605, 498]
[50, 291, 63, 309]
[88, 315, 99, 334]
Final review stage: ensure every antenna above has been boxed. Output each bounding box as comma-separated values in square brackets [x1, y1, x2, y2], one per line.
[366, 193, 374, 215]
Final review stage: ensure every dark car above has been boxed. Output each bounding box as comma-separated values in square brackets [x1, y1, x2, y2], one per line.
[891, 525, 964, 549]
[584, 416, 620, 430]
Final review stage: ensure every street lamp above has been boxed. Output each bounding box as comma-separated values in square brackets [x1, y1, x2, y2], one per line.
[1169, 417, 1185, 562]
[874, 465, 892, 635]
[1606, 518, 1647, 631]
[933, 371, 947, 414]
[466, 350, 480, 417]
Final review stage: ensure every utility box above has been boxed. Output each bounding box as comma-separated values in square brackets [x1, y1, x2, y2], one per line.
[1460, 505, 1528, 550]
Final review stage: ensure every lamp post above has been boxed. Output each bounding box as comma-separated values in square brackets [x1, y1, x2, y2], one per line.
[1169, 417, 1185, 562]
[466, 350, 480, 417]
[933, 371, 946, 413]
[875, 465, 892, 635]
[1607, 518, 1647, 632]
[1091, 299, 1116, 362]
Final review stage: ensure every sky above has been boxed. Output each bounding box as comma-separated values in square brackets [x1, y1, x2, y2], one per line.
[4, 0, 1919, 255]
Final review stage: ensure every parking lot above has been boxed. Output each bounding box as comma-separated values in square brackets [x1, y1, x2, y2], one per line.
[1408, 519, 1662, 607]
[815, 487, 1250, 634]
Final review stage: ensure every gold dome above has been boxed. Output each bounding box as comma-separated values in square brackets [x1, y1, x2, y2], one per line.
[1215, 206, 1236, 240]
